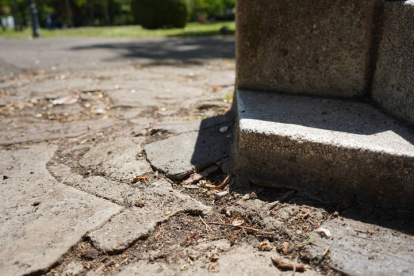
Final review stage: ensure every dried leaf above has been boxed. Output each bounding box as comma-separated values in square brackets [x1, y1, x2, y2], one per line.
[130, 175, 149, 183]
[52, 94, 79, 105]
[258, 241, 273, 251]
[231, 218, 244, 227]
[282, 242, 290, 254]
[315, 227, 332, 238]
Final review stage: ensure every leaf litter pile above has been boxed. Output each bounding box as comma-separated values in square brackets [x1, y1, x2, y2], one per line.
[46, 162, 344, 276]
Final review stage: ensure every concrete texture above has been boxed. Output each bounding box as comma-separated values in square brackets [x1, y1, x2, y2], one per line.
[306, 217, 414, 276]
[235, 90, 414, 209]
[88, 179, 211, 253]
[236, 0, 380, 98]
[372, 1, 414, 125]
[0, 146, 122, 276]
[117, 243, 320, 276]
[145, 116, 232, 179]
[0, 118, 119, 145]
[79, 137, 152, 180]
[0, 37, 235, 77]
[151, 115, 231, 135]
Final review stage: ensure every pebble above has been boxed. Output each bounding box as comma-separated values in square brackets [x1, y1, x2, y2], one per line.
[219, 126, 229, 133]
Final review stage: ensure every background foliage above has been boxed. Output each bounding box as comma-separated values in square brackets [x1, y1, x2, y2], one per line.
[0, 0, 235, 30]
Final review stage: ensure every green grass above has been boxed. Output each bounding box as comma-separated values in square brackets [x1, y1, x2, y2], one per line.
[0, 21, 235, 39]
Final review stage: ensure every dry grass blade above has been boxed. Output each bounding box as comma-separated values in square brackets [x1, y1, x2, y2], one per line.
[199, 216, 213, 233]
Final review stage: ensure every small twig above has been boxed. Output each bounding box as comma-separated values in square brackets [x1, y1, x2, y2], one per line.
[292, 256, 298, 276]
[182, 165, 220, 185]
[317, 246, 331, 265]
[271, 257, 306, 272]
[215, 176, 230, 190]
[130, 175, 149, 184]
[199, 216, 213, 233]
[268, 201, 280, 210]
[322, 246, 330, 258]
[208, 222, 274, 236]
[119, 258, 129, 265]
[95, 264, 105, 272]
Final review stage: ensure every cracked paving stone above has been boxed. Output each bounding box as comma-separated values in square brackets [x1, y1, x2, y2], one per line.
[306, 217, 414, 276]
[116, 243, 319, 276]
[144, 116, 232, 179]
[0, 118, 119, 145]
[77, 176, 134, 205]
[87, 179, 211, 253]
[108, 89, 160, 108]
[151, 115, 230, 135]
[0, 146, 123, 276]
[79, 137, 152, 180]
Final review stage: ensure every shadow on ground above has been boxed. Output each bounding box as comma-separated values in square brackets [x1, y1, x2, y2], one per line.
[70, 37, 235, 65]
[191, 111, 414, 236]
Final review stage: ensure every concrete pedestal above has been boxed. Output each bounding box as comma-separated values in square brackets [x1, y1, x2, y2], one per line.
[235, 90, 414, 209]
[235, 0, 414, 209]
[373, 1, 414, 125]
[236, 0, 381, 98]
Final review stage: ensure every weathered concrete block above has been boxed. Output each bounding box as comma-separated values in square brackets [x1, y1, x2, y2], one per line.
[236, 0, 380, 98]
[235, 90, 414, 209]
[372, 1, 414, 125]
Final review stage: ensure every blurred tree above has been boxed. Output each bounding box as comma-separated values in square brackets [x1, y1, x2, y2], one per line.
[64, 0, 73, 27]
[131, 0, 191, 29]
[0, 0, 234, 30]
[192, 0, 235, 20]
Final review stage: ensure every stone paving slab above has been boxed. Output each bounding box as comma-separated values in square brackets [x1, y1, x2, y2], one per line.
[306, 217, 414, 276]
[79, 137, 152, 180]
[0, 146, 123, 276]
[145, 127, 231, 179]
[88, 179, 211, 253]
[0, 118, 119, 145]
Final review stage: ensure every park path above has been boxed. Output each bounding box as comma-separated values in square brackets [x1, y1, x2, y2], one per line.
[1, 37, 413, 276]
[0, 36, 235, 77]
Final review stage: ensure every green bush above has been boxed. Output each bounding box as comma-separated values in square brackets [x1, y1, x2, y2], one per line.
[131, 0, 191, 29]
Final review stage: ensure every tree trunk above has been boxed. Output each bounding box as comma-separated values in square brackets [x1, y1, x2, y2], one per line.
[101, 0, 110, 26]
[64, 0, 74, 27]
[10, 0, 22, 31]
[88, 0, 95, 26]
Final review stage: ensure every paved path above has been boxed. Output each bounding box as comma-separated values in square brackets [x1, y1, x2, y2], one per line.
[0, 36, 235, 77]
[0, 37, 413, 276]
